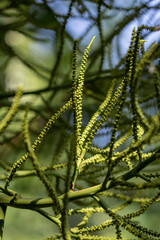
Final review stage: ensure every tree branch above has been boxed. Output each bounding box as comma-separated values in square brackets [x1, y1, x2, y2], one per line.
[0, 149, 159, 210]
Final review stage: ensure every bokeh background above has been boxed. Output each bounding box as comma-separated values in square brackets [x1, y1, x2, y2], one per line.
[0, 0, 160, 239]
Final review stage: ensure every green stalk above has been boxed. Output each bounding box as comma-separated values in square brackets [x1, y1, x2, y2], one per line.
[0, 205, 7, 240]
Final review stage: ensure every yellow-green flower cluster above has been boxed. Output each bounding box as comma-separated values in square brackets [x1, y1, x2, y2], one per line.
[22, 106, 62, 215]
[0, 86, 23, 135]
[5, 98, 72, 188]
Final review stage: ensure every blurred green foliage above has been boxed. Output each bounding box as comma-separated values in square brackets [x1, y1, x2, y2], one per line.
[0, 0, 160, 239]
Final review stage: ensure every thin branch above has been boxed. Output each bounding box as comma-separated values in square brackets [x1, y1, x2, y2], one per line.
[0, 148, 159, 209]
